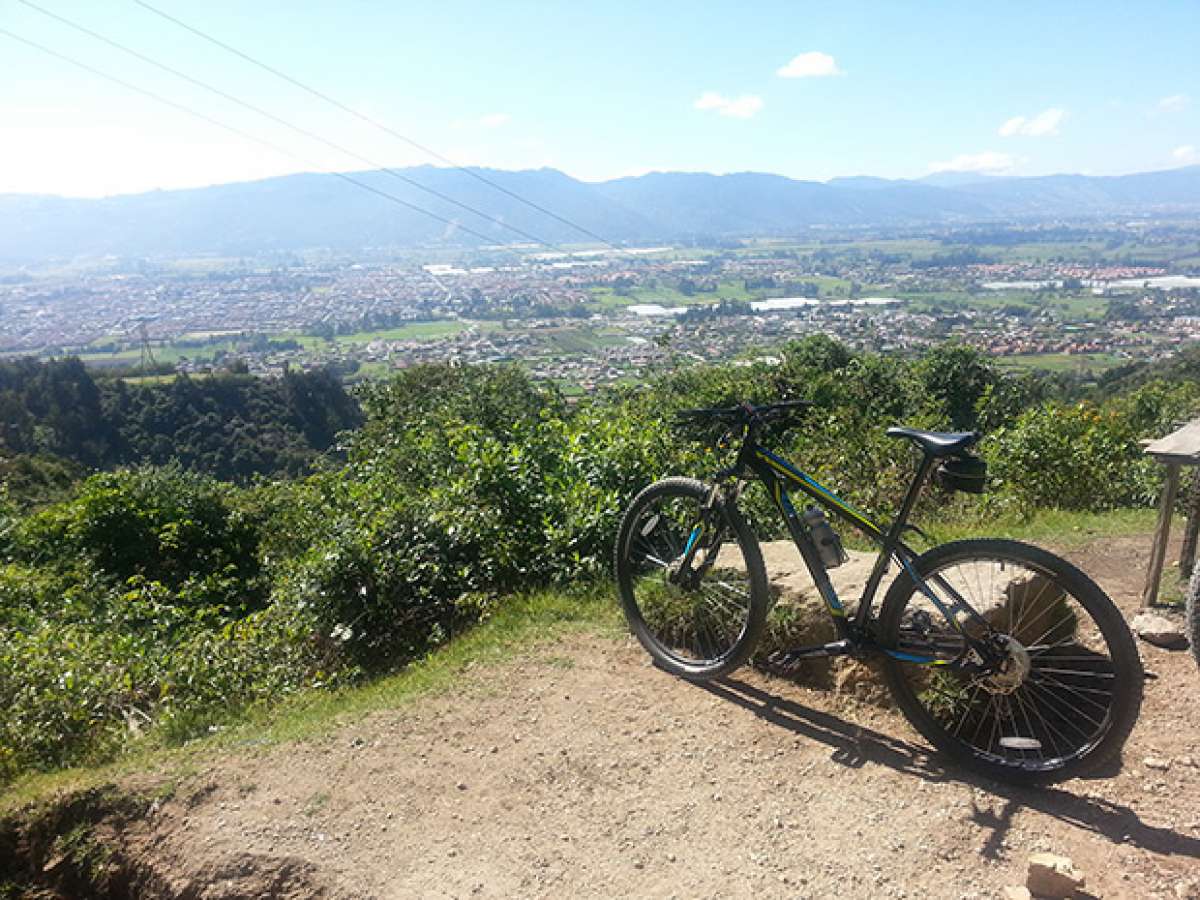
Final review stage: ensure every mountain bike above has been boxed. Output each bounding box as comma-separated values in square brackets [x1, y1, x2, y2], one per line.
[613, 400, 1143, 784]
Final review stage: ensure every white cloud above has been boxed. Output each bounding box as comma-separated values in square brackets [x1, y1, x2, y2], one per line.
[1173, 145, 1199, 164]
[998, 108, 1065, 137]
[693, 91, 727, 111]
[776, 51, 843, 78]
[692, 91, 764, 119]
[928, 151, 1015, 174]
[1158, 94, 1190, 113]
[478, 113, 511, 128]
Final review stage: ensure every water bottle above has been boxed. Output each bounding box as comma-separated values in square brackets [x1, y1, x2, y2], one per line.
[802, 505, 847, 569]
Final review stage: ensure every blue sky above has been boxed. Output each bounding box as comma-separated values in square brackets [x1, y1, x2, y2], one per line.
[2, 0, 1198, 196]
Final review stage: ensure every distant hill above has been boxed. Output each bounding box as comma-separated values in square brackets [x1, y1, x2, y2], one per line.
[3, 164, 1200, 261]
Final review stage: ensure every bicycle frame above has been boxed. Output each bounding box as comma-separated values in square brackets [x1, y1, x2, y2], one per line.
[729, 436, 995, 668]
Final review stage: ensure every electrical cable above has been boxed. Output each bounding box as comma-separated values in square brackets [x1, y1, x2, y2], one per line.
[17, 0, 567, 252]
[131, 0, 632, 255]
[0, 25, 511, 247]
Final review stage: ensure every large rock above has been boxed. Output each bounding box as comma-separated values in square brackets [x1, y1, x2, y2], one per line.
[1131, 611, 1188, 649]
[1026, 852, 1085, 898]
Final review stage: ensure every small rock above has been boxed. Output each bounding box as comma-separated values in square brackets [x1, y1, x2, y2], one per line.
[1131, 612, 1188, 649]
[456, 782, 468, 791]
[1026, 852, 1085, 898]
[1143, 756, 1171, 771]
[1002, 887, 1032, 900]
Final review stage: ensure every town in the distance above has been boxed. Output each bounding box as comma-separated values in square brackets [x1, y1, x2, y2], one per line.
[3, 219, 1200, 392]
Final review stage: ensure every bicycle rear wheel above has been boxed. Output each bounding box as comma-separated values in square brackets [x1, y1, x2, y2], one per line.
[1187, 564, 1200, 671]
[614, 477, 768, 680]
[879, 539, 1142, 784]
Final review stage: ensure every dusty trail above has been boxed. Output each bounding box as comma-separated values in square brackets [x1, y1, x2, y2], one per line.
[39, 534, 1200, 898]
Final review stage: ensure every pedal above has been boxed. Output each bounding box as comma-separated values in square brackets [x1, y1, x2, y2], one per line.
[767, 640, 853, 668]
[765, 650, 807, 672]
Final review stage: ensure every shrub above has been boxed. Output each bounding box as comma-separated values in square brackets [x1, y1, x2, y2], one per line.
[987, 383, 1200, 511]
[11, 466, 266, 612]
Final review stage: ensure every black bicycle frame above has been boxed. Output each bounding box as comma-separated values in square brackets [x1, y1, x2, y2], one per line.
[732, 437, 994, 667]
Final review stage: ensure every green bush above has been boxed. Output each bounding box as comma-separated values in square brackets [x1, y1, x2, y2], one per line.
[988, 380, 1200, 510]
[11, 466, 265, 613]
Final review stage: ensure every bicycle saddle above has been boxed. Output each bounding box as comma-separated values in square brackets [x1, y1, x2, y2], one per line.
[885, 426, 979, 457]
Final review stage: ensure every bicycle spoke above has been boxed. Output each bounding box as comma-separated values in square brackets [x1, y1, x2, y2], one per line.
[1011, 689, 1051, 761]
[951, 682, 985, 737]
[1031, 671, 1112, 714]
[1032, 667, 1115, 679]
[1013, 686, 1067, 759]
[1022, 678, 1104, 735]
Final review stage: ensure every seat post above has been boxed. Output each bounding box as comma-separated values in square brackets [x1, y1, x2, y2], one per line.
[853, 451, 937, 628]
[890, 452, 936, 541]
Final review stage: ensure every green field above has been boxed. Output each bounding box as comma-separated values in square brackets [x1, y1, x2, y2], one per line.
[995, 351, 1127, 373]
[70, 320, 474, 369]
[291, 320, 472, 350]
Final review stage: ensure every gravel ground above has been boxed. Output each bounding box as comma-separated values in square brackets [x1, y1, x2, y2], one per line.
[103, 533, 1200, 899]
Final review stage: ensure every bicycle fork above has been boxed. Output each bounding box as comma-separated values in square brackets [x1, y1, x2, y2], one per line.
[668, 482, 729, 588]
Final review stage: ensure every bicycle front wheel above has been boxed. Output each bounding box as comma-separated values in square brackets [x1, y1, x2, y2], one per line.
[879, 539, 1143, 784]
[614, 477, 768, 680]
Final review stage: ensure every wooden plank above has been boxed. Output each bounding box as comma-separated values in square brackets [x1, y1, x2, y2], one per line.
[1143, 462, 1181, 608]
[1144, 417, 1200, 461]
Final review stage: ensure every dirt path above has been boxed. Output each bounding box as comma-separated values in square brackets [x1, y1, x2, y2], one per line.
[78, 535, 1200, 897]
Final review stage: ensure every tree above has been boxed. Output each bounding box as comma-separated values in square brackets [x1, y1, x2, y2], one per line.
[915, 343, 997, 430]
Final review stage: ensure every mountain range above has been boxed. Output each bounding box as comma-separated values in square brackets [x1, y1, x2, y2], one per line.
[3, 164, 1200, 261]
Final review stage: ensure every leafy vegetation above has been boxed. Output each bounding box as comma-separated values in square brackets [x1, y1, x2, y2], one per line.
[0, 359, 361, 492]
[1, 338, 1197, 787]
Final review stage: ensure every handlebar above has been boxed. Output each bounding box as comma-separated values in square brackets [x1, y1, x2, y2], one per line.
[672, 399, 812, 429]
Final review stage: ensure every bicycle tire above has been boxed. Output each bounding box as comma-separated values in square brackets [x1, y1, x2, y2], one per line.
[878, 539, 1143, 785]
[614, 477, 768, 680]
[1187, 564, 1200, 672]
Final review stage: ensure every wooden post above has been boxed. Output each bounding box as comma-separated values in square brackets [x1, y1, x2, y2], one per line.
[1142, 418, 1200, 606]
[1181, 469, 1200, 579]
[1142, 461, 1181, 608]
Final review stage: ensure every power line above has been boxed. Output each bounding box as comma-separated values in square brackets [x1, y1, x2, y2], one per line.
[17, 0, 566, 253]
[0, 26, 518, 248]
[131, 0, 631, 255]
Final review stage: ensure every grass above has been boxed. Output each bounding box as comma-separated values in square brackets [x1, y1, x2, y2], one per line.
[1154, 560, 1191, 608]
[922, 506, 1168, 549]
[0, 582, 620, 815]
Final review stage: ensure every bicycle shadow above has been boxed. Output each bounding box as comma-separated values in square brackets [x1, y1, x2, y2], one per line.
[694, 674, 1200, 863]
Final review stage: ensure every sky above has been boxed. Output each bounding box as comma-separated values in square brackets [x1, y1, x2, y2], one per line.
[1, 0, 1199, 197]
